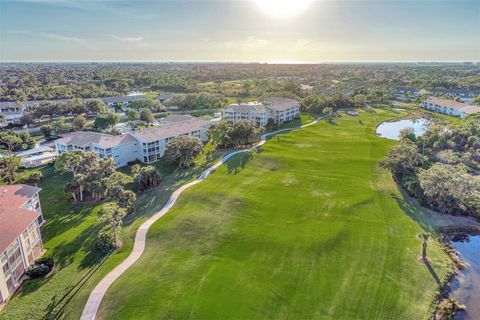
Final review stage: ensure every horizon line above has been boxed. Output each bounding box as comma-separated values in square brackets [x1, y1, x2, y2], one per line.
[1, 60, 479, 64]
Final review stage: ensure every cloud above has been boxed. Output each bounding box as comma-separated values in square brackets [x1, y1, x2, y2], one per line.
[10, 30, 86, 44]
[106, 34, 144, 42]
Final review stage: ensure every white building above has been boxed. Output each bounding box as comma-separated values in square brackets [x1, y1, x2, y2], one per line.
[16, 147, 57, 168]
[421, 97, 480, 119]
[0, 103, 26, 127]
[223, 98, 300, 126]
[130, 115, 211, 163]
[223, 102, 270, 126]
[264, 98, 301, 124]
[0, 185, 44, 304]
[55, 132, 139, 167]
[54, 115, 211, 166]
[0, 95, 147, 125]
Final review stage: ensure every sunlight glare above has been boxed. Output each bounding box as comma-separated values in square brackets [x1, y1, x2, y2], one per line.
[254, 0, 314, 19]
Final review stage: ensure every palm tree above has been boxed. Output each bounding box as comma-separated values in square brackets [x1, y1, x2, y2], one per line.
[418, 233, 429, 261]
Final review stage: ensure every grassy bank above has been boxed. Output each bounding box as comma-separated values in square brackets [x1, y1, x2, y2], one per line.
[0, 145, 225, 320]
[97, 109, 451, 319]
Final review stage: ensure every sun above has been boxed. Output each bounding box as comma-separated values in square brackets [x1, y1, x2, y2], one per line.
[253, 0, 314, 19]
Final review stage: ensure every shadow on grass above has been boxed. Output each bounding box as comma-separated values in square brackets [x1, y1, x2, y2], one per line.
[391, 193, 437, 233]
[42, 253, 110, 320]
[51, 223, 103, 269]
[226, 152, 253, 175]
[424, 259, 442, 286]
[42, 207, 93, 242]
[326, 118, 338, 126]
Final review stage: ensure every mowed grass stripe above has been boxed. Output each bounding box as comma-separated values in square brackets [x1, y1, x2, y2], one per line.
[98, 109, 450, 320]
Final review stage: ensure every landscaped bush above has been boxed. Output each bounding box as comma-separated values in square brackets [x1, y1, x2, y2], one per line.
[26, 257, 55, 278]
[95, 229, 116, 252]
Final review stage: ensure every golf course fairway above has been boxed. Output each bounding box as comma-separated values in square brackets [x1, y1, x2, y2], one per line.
[97, 109, 451, 320]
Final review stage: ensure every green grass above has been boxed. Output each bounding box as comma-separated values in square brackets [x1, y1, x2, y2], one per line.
[97, 109, 451, 320]
[0, 146, 225, 320]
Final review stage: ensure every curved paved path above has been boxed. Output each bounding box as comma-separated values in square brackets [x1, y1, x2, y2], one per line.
[80, 115, 327, 320]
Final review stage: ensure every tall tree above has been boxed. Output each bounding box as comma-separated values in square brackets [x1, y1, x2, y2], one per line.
[131, 164, 161, 191]
[164, 136, 203, 168]
[73, 114, 87, 130]
[139, 108, 155, 124]
[99, 202, 127, 249]
[418, 233, 429, 261]
[93, 113, 119, 131]
[0, 157, 21, 184]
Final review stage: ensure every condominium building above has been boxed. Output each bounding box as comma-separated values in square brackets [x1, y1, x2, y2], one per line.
[54, 115, 211, 166]
[130, 115, 211, 163]
[223, 97, 300, 126]
[0, 185, 45, 304]
[55, 132, 139, 167]
[264, 98, 301, 124]
[222, 102, 270, 126]
[421, 97, 480, 119]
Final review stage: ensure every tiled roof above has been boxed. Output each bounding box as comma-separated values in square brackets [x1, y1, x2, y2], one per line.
[459, 105, 480, 115]
[425, 97, 471, 110]
[160, 115, 197, 123]
[56, 132, 137, 148]
[0, 207, 40, 253]
[265, 97, 299, 111]
[133, 117, 210, 143]
[0, 184, 41, 208]
[225, 102, 267, 113]
[0, 184, 42, 253]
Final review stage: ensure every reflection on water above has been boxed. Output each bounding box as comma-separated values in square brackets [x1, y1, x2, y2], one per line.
[451, 235, 480, 320]
[376, 118, 429, 140]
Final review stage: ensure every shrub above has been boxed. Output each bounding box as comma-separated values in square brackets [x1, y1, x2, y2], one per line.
[95, 229, 116, 252]
[26, 257, 55, 278]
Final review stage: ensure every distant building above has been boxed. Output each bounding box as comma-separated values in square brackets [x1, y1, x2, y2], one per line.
[223, 98, 300, 126]
[0, 95, 147, 123]
[16, 147, 57, 168]
[0, 104, 25, 127]
[100, 95, 146, 109]
[394, 87, 480, 102]
[421, 97, 480, 118]
[0, 184, 44, 304]
[54, 115, 211, 166]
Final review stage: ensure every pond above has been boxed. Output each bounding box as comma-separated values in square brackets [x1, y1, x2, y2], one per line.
[450, 234, 480, 320]
[376, 118, 430, 140]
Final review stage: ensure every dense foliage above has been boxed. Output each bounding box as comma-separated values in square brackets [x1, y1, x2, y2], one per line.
[381, 119, 480, 218]
[207, 119, 263, 149]
[0, 130, 35, 152]
[164, 136, 203, 168]
[2, 63, 479, 102]
[55, 151, 132, 203]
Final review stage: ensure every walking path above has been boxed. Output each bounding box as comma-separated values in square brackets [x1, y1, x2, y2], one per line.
[80, 115, 327, 320]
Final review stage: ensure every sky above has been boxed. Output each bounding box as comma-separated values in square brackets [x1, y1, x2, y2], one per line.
[0, 0, 479, 62]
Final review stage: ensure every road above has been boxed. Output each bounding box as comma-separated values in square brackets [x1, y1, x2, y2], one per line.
[80, 114, 328, 320]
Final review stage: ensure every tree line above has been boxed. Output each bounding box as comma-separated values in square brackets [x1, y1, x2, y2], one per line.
[380, 118, 480, 218]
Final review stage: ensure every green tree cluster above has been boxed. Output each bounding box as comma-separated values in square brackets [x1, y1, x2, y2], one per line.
[207, 120, 262, 149]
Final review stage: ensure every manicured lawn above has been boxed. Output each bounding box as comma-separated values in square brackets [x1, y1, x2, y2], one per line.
[97, 109, 451, 320]
[0, 146, 225, 320]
